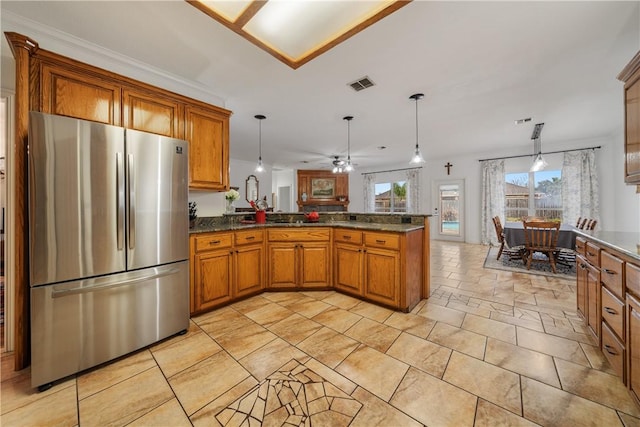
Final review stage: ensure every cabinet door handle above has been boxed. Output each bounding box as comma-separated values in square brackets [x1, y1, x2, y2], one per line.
[376, 239, 386, 244]
[604, 307, 617, 315]
[603, 344, 618, 356]
[209, 240, 221, 245]
[245, 236, 255, 240]
[603, 269, 617, 275]
[587, 251, 596, 257]
[343, 235, 351, 239]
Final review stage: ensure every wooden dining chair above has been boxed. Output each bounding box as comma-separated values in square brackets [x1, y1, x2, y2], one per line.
[492, 216, 524, 260]
[522, 220, 561, 273]
[587, 219, 597, 230]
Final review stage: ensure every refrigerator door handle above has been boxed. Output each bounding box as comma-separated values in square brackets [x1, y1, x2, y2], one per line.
[51, 266, 180, 298]
[116, 152, 125, 250]
[127, 153, 136, 249]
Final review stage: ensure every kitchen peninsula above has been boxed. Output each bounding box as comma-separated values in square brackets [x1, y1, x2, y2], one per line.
[189, 213, 431, 315]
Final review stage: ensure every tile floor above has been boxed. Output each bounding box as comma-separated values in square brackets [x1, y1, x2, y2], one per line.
[2, 241, 640, 426]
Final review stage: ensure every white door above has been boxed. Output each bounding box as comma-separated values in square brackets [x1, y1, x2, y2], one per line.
[433, 179, 465, 242]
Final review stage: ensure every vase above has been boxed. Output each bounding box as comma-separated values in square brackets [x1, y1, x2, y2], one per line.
[226, 199, 235, 214]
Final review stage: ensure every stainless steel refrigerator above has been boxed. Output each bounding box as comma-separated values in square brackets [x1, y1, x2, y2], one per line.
[28, 111, 189, 390]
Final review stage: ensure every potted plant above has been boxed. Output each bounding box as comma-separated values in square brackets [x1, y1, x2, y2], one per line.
[225, 189, 240, 213]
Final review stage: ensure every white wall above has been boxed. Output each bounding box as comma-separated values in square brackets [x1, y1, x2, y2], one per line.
[272, 169, 296, 212]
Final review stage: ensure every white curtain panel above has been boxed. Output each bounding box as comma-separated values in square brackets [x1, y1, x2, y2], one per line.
[481, 159, 505, 245]
[404, 168, 421, 213]
[363, 173, 376, 212]
[561, 150, 600, 225]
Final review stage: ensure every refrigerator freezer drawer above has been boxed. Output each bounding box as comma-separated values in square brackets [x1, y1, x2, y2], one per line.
[30, 261, 189, 388]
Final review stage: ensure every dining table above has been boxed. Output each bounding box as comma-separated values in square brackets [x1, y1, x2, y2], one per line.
[503, 221, 577, 250]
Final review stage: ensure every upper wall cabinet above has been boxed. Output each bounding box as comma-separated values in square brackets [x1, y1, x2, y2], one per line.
[122, 88, 184, 138]
[619, 50, 640, 185]
[185, 105, 229, 191]
[40, 62, 121, 125]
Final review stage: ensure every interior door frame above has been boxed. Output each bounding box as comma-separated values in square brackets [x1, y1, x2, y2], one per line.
[432, 179, 465, 242]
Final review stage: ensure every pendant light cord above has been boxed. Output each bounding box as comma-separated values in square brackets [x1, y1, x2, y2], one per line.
[415, 96, 419, 150]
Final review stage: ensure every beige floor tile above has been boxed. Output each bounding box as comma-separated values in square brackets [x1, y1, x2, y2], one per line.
[77, 349, 156, 400]
[79, 366, 172, 426]
[555, 358, 640, 417]
[390, 366, 477, 426]
[320, 292, 362, 310]
[485, 338, 560, 388]
[297, 327, 360, 368]
[261, 291, 307, 305]
[282, 295, 332, 318]
[150, 320, 201, 352]
[127, 398, 191, 427]
[238, 337, 307, 381]
[447, 299, 494, 318]
[462, 313, 517, 344]
[242, 302, 296, 327]
[417, 302, 466, 327]
[267, 312, 323, 345]
[444, 351, 522, 415]
[193, 306, 256, 339]
[475, 398, 539, 427]
[1, 380, 78, 427]
[522, 376, 622, 426]
[190, 376, 259, 427]
[619, 412, 640, 427]
[349, 300, 394, 323]
[581, 342, 618, 374]
[1, 352, 30, 383]
[386, 332, 451, 378]
[428, 322, 487, 359]
[227, 294, 273, 314]
[169, 351, 250, 416]
[344, 317, 401, 352]
[152, 331, 222, 379]
[311, 306, 362, 333]
[383, 311, 436, 338]
[490, 311, 545, 332]
[214, 322, 277, 359]
[1, 371, 75, 415]
[302, 358, 358, 396]
[517, 326, 590, 366]
[350, 386, 422, 427]
[335, 345, 408, 402]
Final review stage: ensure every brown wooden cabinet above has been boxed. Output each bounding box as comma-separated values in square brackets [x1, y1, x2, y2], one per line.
[618, 50, 640, 184]
[628, 266, 640, 404]
[122, 88, 183, 138]
[296, 170, 349, 211]
[190, 230, 264, 314]
[267, 228, 331, 289]
[185, 105, 229, 191]
[576, 254, 588, 320]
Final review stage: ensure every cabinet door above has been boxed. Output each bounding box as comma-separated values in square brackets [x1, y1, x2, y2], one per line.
[334, 243, 363, 295]
[123, 88, 183, 138]
[194, 250, 233, 312]
[299, 242, 331, 288]
[267, 244, 298, 288]
[41, 63, 121, 125]
[234, 244, 264, 298]
[185, 105, 229, 190]
[624, 69, 640, 183]
[628, 294, 640, 403]
[576, 255, 588, 319]
[587, 264, 601, 342]
[364, 247, 400, 307]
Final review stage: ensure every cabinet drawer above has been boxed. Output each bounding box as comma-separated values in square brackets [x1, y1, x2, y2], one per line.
[334, 229, 362, 245]
[235, 229, 264, 246]
[601, 321, 625, 381]
[601, 251, 624, 299]
[194, 233, 233, 252]
[364, 232, 400, 250]
[267, 228, 330, 242]
[628, 263, 640, 298]
[575, 237, 587, 256]
[602, 286, 625, 340]
[585, 242, 601, 267]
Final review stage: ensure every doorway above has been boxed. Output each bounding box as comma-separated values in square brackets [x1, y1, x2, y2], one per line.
[277, 186, 291, 212]
[433, 179, 465, 242]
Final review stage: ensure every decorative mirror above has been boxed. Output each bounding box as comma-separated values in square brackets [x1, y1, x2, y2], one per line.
[246, 175, 259, 203]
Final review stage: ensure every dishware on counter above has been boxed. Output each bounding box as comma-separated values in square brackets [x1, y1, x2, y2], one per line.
[304, 211, 320, 222]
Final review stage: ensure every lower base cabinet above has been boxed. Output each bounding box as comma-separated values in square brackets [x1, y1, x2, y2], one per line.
[628, 293, 640, 403]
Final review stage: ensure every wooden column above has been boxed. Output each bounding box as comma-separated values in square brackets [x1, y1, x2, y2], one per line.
[5, 32, 38, 370]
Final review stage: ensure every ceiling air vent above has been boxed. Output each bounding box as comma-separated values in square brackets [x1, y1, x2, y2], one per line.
[348, 76, 375, 92]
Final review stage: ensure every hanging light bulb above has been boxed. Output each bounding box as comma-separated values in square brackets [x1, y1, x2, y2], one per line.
[529, 123, 546, 172]
[409, 93, 425, 164]
[343, 115, 354, 172]
[255, 114, 266, 172]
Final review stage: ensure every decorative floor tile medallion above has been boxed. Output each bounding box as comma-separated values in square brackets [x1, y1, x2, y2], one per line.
[216, 359, 361, 426]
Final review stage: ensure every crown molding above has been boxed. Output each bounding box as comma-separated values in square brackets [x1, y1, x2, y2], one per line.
[1, 10, 226, 107]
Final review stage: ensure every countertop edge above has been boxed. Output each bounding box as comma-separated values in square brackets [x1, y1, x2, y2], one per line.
[189, 221, 425, 234]
[574, 229, 640, 263]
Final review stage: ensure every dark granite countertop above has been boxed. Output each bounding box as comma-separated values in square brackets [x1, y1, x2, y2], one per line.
[190, 221, 424, 234]
[574, 229, 640, 262]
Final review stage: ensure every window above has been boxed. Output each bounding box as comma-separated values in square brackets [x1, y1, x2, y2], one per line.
[505, 170, 562, 221]
[374, 181, 406, 213]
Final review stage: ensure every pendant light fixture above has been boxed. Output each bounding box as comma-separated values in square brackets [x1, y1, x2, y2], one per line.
[343, 115, 354, 172]
[255, 114, 266, 172]
[409, 93, 425, 164]
[529, 122, 546, 172]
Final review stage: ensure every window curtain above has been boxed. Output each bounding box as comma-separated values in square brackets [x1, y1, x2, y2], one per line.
[404, 168, 420, 213]
[363, 173, 376, 212]
[561, 150, 599, 225]
[481, 159, 505, 245]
